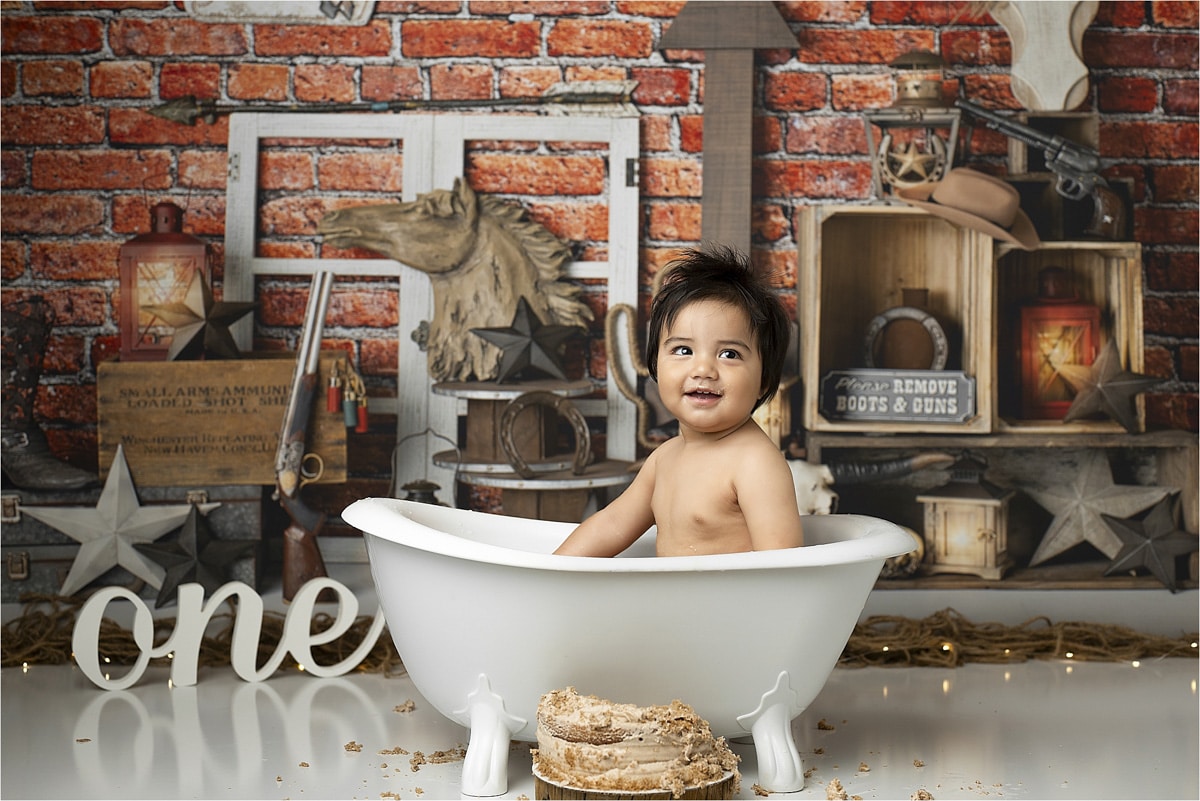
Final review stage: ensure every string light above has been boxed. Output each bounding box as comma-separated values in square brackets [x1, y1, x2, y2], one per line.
[1065, 651, 1074, 659]
[1131, 660, 1141, 668]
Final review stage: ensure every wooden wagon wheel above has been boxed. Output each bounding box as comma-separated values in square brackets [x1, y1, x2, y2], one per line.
[500, 391, 593, 480]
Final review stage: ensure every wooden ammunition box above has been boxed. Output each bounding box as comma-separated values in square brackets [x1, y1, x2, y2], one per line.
[98, 353, 348, 487]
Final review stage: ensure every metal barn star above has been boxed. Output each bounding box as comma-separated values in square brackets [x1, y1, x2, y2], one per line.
[135, 505, 255, 608]
[470, 296, 581, 382]
[1026, 450, 1172, 565]
[20, 445, 218, 597]
[1056, 339, 1162, 433]
[141, 269, 256, 360]
[1103, 495, 1197, 592]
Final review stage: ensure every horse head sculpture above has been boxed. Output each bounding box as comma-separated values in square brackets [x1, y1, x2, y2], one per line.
[317, 178, 592, 382]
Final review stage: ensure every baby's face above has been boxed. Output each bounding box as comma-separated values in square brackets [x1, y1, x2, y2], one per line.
[655, 298, 764, 437]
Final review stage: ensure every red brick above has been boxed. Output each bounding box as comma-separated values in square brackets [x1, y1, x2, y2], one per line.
[679, 115, 703, 152]
[869, 1, 977, 25]
[1, 240, 26, 281]
[498, 66, 562, 98]
[254, 20, 393, 57]
[330, 288, 400, 329]
[31, 241, 120, 281]
[941, 29, 1012, 67]
[1145, 392, 1198, 432]
[786, 116, 869, 155]
[647, 201, 701, 241]
[1094, 1, 1148, 27]
[0, 105, 105, 146]
[1, 194, 104, 235]
[752, 203, 789, 243]
[37, 382, 97, 426]
[1135, 208, 1200, 245]
[754, 248, 797, 292]
[260, 241, 317, 259]
[547, 19, 654, 58]
[259, 196, 340, 237]
[754, 115, 783, 153]
[475, 0, 608, 13]
[318, 152, 404, 192]
[32, 149, 173, 191]
[227, 63, 288, 101]
[763, 72, 826, 111]
[160, 61, 220, 100]
[640, 114, 672, 153]
[615, 0, 685, 16]
[2, 149, 25, 188]
[178, 150, 227, 190]
[1144, 250, 1200, 292]
[1, 15, 103, 54]
[778, 1, 866, 24]
[110, 19, 247, 56]
[629, 67, 691, 105]
[429, 63, 493, 100]
[295, 63, 356, 103]
[466, 154, 606, 195]
[1, 60, 15, 97]
[111, 194, 224, 237]
[256, 151, 314, 191]
[1143, 344, 1176, 379]
[1083, 31, 1198, 70]
[22, 59, 83, 96]
[1097, 76, 1159, 113]
[42, 333, 86, 376]
[756, 160, 872, 199]
[359, 338, 399, 377]
[36, 286, 109, 327]
[89, 60, 153, 98]
[1152, 0, 1199, 27]
[831, 74, 892, 111]
[1103, 120, 1200, 158]
[376, 1, 462, 12]
[1164, 78, 1199, 115]
[109, 107, 229, 146]
[403, 19, 540, 58]
[795, 29, 935, 65]
[1144, 295, 1199, 338]
[640, 157, 702, 198]
[362, 65, 423, 101]
[565, 64, 627, 83]
[526, 201, 608, 242]
[1150, 164, 1200, 203]
[1181, 345, 1200, 382]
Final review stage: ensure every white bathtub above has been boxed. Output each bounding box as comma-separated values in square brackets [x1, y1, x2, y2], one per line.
[342, 498, 914, 796]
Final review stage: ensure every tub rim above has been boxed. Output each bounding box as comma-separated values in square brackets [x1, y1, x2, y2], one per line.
[343, 497, 916, 573]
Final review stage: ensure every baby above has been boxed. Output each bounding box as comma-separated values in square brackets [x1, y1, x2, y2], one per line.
[555, 245, 804, 557]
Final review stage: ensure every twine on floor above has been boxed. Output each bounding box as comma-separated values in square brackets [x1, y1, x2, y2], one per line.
[2, 595, 1195, 673]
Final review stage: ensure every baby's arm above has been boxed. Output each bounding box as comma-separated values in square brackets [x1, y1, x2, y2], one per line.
[553, 451, 658, 557]
[736, 444, 805, 550]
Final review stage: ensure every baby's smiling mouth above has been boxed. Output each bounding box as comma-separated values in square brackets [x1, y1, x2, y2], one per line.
[685, 388, 721, 399]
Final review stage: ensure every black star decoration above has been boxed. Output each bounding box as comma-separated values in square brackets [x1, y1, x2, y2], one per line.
[1103, 495, 1198, 593]
[1056, 339, 1162, 433]
[140, 269, 257, 360]
[135, 505, 255, 608]
[470, 296, 581, 383]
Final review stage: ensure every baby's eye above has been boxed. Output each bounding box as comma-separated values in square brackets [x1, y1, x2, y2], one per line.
[671, 345, 693, 356]
[719, 348, 742, 359]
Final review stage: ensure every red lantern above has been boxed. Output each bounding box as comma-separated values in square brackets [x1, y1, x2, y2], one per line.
[118, 202, 211, 361]
[1018, 267, 1101, 419]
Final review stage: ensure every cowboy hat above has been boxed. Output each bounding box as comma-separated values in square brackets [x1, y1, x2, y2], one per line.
[897, 167, 1040, 250]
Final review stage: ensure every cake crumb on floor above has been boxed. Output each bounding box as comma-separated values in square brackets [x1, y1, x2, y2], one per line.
[826, 777, 849, 799]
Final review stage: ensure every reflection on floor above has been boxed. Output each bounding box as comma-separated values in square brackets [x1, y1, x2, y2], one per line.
[2, 656, 1196, 800]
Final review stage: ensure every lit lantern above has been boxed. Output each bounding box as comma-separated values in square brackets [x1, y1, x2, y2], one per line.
[1018, 267, 1101, 419]
[916, 453, 1013, 580]
[119, 202, 211, 361]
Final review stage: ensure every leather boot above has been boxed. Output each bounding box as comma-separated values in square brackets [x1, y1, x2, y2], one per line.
[2, 297, 97, 491]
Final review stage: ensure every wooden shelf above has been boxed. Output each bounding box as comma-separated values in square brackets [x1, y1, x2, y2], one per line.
[877, 559, 1197, 591]
[806, 428, 1196, 456]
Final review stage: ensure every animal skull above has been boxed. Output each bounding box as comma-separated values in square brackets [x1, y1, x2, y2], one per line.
[788, 459, 837, 516]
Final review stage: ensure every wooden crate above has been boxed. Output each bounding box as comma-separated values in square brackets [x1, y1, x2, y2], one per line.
[98, 353, 348, 487]
[797, 205, 993, 434]
[993, 241, 1144, 433]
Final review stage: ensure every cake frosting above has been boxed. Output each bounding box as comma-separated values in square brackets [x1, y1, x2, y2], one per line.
[532, 687, 740, 798]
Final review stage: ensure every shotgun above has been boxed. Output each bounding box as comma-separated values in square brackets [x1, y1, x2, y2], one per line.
[955, 99, 1125, 240]
[275, 270, 334, 602]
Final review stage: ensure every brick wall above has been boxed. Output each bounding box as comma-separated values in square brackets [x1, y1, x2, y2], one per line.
[2, 0, 1197, 473]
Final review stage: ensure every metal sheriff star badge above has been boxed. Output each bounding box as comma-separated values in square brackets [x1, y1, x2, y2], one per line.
[1057, 339, 1163, 433]
[141, 269, 257, 360]
[1026, 450, 1173, 566]
[135, 505, 255, 608]
[1103, 495, 1198, 592]
[20, 445, 220, 597]
[470, 296, 581, 382]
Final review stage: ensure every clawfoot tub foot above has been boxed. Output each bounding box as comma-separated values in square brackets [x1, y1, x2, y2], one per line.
[453, 674, 527, 797]
[737, 671, 805, 793]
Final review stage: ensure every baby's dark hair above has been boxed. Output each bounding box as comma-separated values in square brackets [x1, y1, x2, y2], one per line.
[646, 244, 791, 409]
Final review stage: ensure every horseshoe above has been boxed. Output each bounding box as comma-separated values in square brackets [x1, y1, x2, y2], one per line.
[500, 391, 593, 480]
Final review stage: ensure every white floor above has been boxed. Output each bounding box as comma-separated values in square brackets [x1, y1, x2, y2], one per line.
[2, 563, 1197, 801]
[2, 657, 1197, 800]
